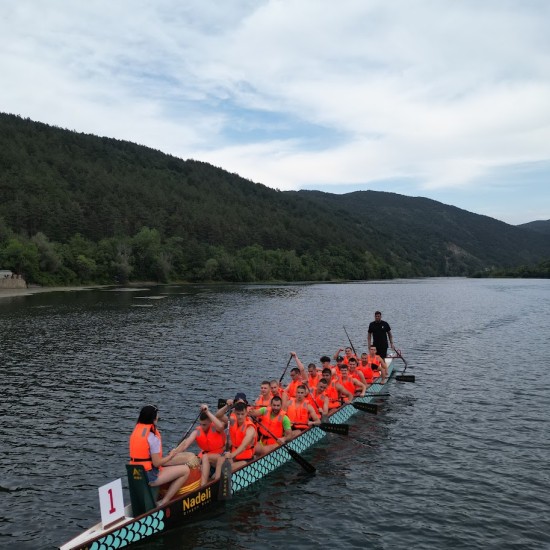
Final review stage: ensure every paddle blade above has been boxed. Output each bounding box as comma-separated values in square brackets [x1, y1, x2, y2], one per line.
[286, 448, 316, 474]
[217, 398, 227, 409]
[396, 374, 415, 382]
[218, 459, 232, 500]
[319, 422, 349, 436]
[353, 402, 378, 414]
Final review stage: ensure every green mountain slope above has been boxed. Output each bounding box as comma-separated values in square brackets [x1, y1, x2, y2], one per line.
[518, 220, 550, 235]
[1, 112, 549, 284]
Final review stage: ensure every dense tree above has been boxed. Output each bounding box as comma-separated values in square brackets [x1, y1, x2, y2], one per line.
[1, 112, 549, 285]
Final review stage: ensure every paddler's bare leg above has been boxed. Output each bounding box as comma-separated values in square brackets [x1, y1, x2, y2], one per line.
[200, 453, 221, 486]
[150, 464, 190, 507]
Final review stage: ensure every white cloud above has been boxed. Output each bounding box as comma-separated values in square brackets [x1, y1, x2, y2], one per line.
[1, 0, 549, 223]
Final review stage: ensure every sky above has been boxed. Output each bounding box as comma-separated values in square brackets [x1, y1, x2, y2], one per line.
[1, 0, 549, 225]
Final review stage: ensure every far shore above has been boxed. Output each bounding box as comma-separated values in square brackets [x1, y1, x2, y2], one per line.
[0, 281, 184, 300]
[0, 285, 111, 300]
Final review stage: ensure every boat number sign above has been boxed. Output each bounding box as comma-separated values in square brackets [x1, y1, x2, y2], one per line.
[98, 478, 125, 528]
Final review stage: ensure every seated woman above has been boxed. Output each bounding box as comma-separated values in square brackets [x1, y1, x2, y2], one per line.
[129, 405, 190, 508]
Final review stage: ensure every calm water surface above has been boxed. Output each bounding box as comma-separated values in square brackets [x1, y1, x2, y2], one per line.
[1, 279, 549, 549]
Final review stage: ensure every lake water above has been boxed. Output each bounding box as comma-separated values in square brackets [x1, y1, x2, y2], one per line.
[1, 278, 549, 549]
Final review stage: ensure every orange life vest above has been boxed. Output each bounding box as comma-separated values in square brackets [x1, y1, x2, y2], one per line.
[229, 418, 257, 460]
[286, 378, 302, 399]
[349, 369, 363, 382]
[325, 382, 342, 409]
[367, 355, 381, 368]
[306, 393, 319, 415]
[129, 423, 161, 472]
[258, 407, 286, 444]
[359, 364, 380, 383]
[337, 376, 356, 400]
[312, 392, 328, 414]
[307, 372, 322, 390]
[195, 424, 226, 455]
[255, 394, 271, 407]
[286, 399, 310, 429]
[342, 354, 357, 365]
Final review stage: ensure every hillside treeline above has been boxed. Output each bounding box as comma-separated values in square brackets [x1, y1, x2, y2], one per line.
[0, 223, 396, 285]
[473, 259, 550, 279]
[1, 112, 549, 284]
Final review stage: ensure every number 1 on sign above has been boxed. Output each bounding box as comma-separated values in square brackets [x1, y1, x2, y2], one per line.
[99, 479, 125, 528]
[107, 488, 116, 514]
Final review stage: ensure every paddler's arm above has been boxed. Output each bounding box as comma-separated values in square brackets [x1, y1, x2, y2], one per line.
[352, 378, 367, 397]
[248, 406, 267, 418]
[320, 395, 329, 417]
[226, 426, 256, 460]
[280, 388, 289, 410]
[173, 429, 197, 453]
[215, 399, 233, 423]
[388, 330, 395, 350]
[307, 404, 321, 427]
[281, 415, 293, 443]
[201, 404, 225, 432]
[336, 382, 353, 401]
[290, 351, 306, 379]
[333, 348, 344, 360]
[151, 449, 177, 468]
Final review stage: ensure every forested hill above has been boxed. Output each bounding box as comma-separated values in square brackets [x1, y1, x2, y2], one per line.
[1, 112, 549, 285]
[518, 220, 550, 235]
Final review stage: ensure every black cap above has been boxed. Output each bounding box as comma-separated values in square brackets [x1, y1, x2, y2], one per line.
[234, 392, 248, 404]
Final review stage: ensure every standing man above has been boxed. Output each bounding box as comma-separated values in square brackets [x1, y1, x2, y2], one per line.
[368, 311, 395, 359]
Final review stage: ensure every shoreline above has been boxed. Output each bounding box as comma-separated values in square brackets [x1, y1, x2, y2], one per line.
[0, 284, 111, 300]
[0, 281, 168, 300]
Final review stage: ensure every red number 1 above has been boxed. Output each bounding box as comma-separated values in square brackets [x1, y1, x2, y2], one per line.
[107, 488, 116, 514]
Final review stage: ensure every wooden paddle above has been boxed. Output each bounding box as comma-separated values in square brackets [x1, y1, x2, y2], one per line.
[395, 374, 415, 382]
[176, 410, 202, 446]
[352, 402, 378, 414]
[250, 417, 316, 474]
[394, 349, 415, 382]
[218, 408, 233, 501]
[319, 422, 349, 435]
[279, 353, 293, 384]
[343, 325, 358, 357]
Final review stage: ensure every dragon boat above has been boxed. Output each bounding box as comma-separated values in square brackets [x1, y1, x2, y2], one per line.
[60, 356, 409, 550]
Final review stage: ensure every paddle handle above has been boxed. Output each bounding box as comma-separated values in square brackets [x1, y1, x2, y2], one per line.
[278, 353, 293, 384]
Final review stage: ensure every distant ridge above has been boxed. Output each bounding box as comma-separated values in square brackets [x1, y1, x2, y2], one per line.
[1, 112, 549, 284]
[518, 219, 550, 235]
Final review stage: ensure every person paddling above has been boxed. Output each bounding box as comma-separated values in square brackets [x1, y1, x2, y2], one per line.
[347, 357, 368, 391]
[255, 381, 272, 407]
[286, 385, 321, 439]
[249, 396, 292, 456]
[305, 362, 322, 391]
[213, 402, 257, 479]
[335, 363, 366, 400]
[366, 344, 388, 381]
[176, 403, 226, 486]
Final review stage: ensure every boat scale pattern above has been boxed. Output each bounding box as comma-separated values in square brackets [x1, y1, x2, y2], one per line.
[89, 510, 164, 549]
